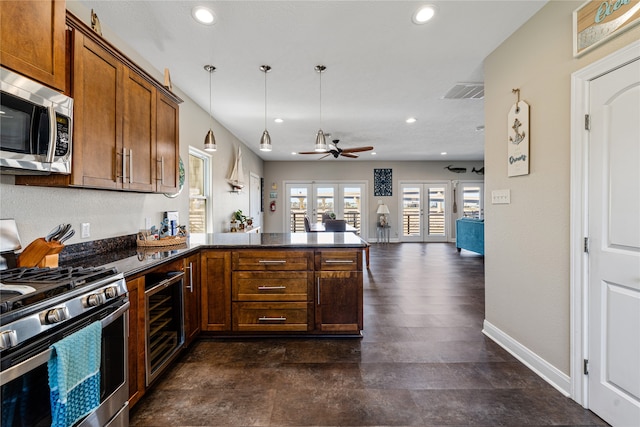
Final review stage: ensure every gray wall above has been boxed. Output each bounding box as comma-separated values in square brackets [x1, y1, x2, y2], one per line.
[484, 0, 640, 375]
[263, 160, 483, 238]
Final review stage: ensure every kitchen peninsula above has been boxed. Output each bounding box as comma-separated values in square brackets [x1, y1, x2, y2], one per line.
[93, 231, 365, 406]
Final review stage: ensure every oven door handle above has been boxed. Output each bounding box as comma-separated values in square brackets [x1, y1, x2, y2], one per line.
[0, 300, 130, 387]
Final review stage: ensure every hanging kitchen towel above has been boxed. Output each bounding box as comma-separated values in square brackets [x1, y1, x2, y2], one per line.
[48, 321, 101, 427]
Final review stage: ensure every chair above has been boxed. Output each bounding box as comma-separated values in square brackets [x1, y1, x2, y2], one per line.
[321, 213, 332, 223]
[303, 216, 311, 232]
[324, 219, 346, 232]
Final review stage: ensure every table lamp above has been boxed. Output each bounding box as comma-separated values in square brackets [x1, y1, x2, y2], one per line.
[377, 203, 390, 227]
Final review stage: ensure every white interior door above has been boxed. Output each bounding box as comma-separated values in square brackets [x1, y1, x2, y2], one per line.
[400, 182, 449, 242]
[587, 57, 640, 427]
[249, 172, 262, 227]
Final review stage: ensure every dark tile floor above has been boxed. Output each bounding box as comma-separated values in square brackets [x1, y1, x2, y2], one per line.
[130, 243, 608, 426]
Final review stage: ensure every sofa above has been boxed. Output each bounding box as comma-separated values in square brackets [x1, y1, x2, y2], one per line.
[455, 218, 484, 255]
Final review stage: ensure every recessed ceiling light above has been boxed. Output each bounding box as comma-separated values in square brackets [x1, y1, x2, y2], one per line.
[192, 6, 215, 25]
[274, 118, 283, 123]
[291, 152, 297, 155]
[441, 152, 447, 156]
[371, 152, 377, 156]
[412, 5, 437, 24]
[406, 117, 417, 124]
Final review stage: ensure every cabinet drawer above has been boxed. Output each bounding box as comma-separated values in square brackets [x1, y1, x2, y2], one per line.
[232, 250, 312, 271]
[315, 250, 360, 271]
[232, 302, 310, 332]
[233, 272, 311, 301]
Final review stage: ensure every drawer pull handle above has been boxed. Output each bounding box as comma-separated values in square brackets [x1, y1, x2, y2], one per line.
[258, 286, 286, 290]
[258, 316, 287, 321]
[258, 260, 286, 264]
[325, 260, 354, 263]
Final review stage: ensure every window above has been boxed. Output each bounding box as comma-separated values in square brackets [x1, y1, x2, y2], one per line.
[188, 148, 211, 233]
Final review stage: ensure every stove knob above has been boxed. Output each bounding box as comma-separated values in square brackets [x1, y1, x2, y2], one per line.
[86, 293, 106, 307]
[0, 330, 18, 350]
[104, 286, 119, 299]
[45, 308, 68, 324]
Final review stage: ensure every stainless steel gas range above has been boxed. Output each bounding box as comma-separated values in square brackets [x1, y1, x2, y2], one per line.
[0, 265, 129, 427]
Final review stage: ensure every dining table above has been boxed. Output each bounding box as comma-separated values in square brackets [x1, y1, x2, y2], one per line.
[309, 222, 358, 232]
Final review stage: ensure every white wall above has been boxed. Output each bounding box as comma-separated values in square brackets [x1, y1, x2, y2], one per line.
[263, 160, 483, 238]
[484, 0, 640, 376]
[0, 3, 263, 246]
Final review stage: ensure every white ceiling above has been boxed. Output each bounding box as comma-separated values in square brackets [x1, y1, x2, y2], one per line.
[74, 1, 547, 161]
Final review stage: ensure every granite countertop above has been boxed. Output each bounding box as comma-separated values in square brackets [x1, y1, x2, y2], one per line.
[80, 232, 365, 278]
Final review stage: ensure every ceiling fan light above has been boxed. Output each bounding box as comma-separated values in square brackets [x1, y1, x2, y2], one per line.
[204, 129, 217, 152]
[315, 129, 327, 151]
[260, 130, 272, 151]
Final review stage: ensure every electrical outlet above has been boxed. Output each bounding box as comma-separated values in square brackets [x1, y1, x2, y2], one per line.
[491, 189, 511, 204]
[81, 222, 90, 238]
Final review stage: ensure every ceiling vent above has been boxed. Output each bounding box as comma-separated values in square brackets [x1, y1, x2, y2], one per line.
[443, 82, 484, 100]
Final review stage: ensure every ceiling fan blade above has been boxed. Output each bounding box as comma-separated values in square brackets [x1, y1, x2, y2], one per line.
[298, 151, 328, 154]
[340, 146, 374, 154]
[341, 152, 359, 158]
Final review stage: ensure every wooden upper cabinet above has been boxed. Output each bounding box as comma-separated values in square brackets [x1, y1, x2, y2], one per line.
[71, 32, 124, 189]
[0, 0, 67, 91]
[16, 12, 182, 193]
[124, 70, 157, 192]
[156, 93, 179, 194]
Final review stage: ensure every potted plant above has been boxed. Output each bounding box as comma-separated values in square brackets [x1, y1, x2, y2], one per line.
[233, 209, 246, 229]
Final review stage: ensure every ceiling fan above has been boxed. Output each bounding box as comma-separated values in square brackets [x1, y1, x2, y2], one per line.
[298, 140, 374, 159]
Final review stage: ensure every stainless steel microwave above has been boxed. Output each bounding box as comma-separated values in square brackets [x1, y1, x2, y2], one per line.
[0, 67, 73, 175]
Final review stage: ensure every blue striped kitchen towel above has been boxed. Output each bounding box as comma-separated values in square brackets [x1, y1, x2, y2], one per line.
[48, 321, 102, 427]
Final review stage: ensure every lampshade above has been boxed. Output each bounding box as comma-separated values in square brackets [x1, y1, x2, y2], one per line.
[260, 130, 272, 151]
[314, 129, 327, 151]
[203, 65, 217, 152]
[377, 204, 390, 215]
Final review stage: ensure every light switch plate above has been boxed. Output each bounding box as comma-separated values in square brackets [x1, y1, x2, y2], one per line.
[491, 189, 511, 204]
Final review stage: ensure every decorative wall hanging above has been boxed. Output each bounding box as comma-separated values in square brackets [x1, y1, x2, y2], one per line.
[444, 165, 467, 173]
[573, 0, 640, 56]
[507, 89, 530, 177]
[374, 168, 392, 196]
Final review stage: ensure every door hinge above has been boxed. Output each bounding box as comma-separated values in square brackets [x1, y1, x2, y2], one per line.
[585, 114, 590, 131]
[584, 359, 589, 375]
[584, 237, 589, 254]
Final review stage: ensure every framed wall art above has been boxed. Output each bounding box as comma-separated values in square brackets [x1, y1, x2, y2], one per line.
[374, 168, 392, 196]
[573, 0, 640, 56]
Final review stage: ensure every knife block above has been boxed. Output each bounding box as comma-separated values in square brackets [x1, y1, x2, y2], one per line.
[17, 238, 64, 268]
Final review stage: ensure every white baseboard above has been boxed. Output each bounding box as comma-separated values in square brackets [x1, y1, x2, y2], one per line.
[482, 320, 571, 397]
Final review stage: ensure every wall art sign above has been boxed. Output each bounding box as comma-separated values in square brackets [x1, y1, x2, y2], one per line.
[574, 0, 640, 56]
[373, 168, 392, 196]
[507, 97, 530, 177]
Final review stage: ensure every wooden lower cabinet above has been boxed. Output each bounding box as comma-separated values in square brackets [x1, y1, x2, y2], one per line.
[126, 276, 146, 407]
[232, 302, 311, 332]
[200, 250, 231, 331]
[315, 271, 363, 333]
[314, 250, 363, 334]
[183, 253, 200, 347]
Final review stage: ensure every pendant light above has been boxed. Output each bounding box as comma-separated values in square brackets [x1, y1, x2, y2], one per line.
[259, 65, 272, 152]
[314, 65, 327, 152]
[203, 64, 217, 152]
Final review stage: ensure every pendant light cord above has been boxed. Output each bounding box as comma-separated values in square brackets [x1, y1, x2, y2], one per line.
[264, 69, 268, 129]
[209, 71, 213, 128]
[318, 69, 322, 128]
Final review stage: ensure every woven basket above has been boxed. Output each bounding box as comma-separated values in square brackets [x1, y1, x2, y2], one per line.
[137, 234, 187, 248]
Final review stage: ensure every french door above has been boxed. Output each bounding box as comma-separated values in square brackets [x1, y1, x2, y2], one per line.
[399, 182, 450, 242]
[456, 181, 484, 219]
[285, 182, 366, 235]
